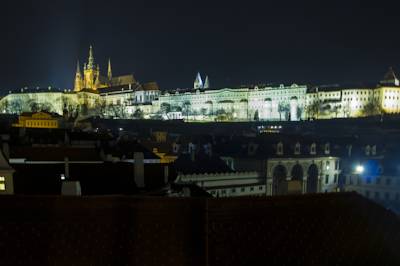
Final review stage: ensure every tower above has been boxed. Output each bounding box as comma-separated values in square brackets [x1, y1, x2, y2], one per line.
[194, 72, 203, 89]
[380, 67, 400, 86]
[74, 61, 83, 92]
[108, 58, 112, 80]
[204, 75, 210, 89]
[83, 45, 97, 89]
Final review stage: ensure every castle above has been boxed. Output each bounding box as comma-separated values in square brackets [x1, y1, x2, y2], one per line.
[2, 46, 400, 122]
[74, 46, 135, 91]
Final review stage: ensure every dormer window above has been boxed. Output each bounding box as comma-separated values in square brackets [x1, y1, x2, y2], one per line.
[365, 145, 371, 156]
[294, 142, 301, 155]
[277, 142, 283, 155]
[310, 143, 316, 155]
[324, 143, 330, 155]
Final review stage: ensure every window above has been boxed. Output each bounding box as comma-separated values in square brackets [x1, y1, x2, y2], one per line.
[365, 190, 370, 198]
[376, 178, 381, 185]
[375, 191, 380, 200]
[241, 187, 245, 192]
[386, 178, 391, 186]
[250, 187, 254, 191]
[0, 176, 5, 191]
[385, 192, 390, 201]
[366, 177, 371, 184]
[334, 174, 338, 183]
[259, 186, 263, 191]
[325, 174, 329, 184]
[231, 188, 236, 193]
[335, 160, 339, 170]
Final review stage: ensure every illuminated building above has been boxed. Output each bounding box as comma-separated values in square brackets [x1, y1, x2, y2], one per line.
[267, 153, 341, 196]
[12, 111, 61, 129]
[74, 46, 135, 92]
[1, 46, 400, 122]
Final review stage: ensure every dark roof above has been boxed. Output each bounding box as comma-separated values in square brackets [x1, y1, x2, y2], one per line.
[173, 152, 233, 175]
[1, 193, 400, 265]
[10, 146, 102, 161]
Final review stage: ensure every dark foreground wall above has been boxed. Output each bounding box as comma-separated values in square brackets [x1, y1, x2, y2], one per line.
[1, 193, 400, 266]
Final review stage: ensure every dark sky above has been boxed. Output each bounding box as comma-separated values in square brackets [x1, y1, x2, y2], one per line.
[1, 0, 400, 90]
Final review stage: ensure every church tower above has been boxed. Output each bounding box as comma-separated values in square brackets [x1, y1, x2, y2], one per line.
[194, 72, 203, 89]
[204, 75, 210, 89]
[74, 61, 83, 92]
[83, 45, 97, 90]
[108, 59, 112, 80]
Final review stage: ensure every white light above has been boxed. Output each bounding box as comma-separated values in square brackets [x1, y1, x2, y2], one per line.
[355, 165, 364, 174]
[119, 127, 123, 131]
[60, 174, 66, 181]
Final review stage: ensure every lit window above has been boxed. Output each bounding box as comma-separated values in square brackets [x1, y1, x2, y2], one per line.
[0, 176, 5, 191]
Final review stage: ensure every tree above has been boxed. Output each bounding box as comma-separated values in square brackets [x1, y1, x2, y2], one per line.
[133, 108, 144, 119]
[160, 102, 171, 115]
[306, 100, 321, 120]
[278, 102, 290, 121]
[9, 99, 23, 114]
[107, 103, 127, 119]
[182, 101, 191, 120]
[254, 110, 259, 121]
[362, 98, 382, 117]
[200, 107, 208, 116]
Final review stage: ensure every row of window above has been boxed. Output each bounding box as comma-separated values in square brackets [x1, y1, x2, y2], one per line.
[26, 121, 57, 127]
[209, 186, 264, 196]
[349, 177, 398, 186]
[325, 174, 339, 184]
[364, 190, 400, 201]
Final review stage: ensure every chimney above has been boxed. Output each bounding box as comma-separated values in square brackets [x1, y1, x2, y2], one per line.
[64, 157, 70, 179]
[61, 157, 82, 196]
[1, 135, 10, 159]
[134, 152, 145, 188]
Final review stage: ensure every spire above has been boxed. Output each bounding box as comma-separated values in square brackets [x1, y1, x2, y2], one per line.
[204, 75, 210, 89]
[381, 67, 399, 86]
[94, 73, 101, 90]
[76, 60, 81, 74]
[108, 58, 112, 80]
[74, 60, 83, 92]
[194, 72, 203, 89]
[87, 45, 95, 70]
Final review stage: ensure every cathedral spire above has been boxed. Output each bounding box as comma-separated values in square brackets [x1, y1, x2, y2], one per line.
[204, 75, 210, 89]
[87, 45, 95, 70]
[108, 58, 112, 80]
[194, 72, 203, 89]
[76, 60, 81, 74]
[74, 60, 83, 92]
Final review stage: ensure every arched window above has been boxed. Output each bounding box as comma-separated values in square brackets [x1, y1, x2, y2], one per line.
[277, 142, 283, 155]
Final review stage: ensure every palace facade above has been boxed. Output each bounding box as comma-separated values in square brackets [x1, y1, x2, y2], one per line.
[1, 47, 400, 121]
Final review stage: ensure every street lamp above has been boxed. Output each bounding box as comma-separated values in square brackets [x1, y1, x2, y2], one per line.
[355, 165, 364, 174]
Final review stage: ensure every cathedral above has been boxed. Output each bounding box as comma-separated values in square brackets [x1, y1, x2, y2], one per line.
[74, 46, 136, 92]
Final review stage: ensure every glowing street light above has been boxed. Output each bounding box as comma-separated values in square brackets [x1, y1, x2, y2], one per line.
[355, 165, 364, 174]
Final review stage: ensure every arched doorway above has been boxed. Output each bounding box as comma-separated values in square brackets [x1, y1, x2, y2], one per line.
[273, 165, 287, 195]
[307, 164, 319, 193]
[289, 164, 303, 194]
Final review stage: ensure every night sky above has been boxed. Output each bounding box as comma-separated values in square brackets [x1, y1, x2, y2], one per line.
[1, 0, 400, 90]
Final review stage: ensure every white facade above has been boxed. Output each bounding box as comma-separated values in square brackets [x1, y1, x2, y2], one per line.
[175, 172, 266, 197]
[2, 82, 400, 121]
